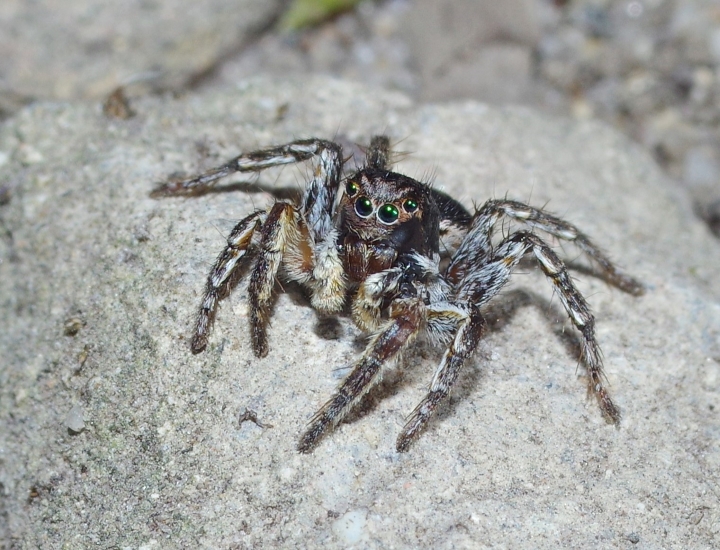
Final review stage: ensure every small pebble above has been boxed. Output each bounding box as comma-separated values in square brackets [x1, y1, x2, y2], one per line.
[63, 317, 84, 336]
[65, 405, 85, 433]
[332, 509, 368, 544]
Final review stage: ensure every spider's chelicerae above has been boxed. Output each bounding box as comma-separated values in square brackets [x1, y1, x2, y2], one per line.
[153, 135, 643, 453]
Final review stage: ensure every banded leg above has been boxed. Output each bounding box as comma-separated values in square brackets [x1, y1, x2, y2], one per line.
[458, 231, 621, 422]
[397, 304, 486, 452]
[191, 210, 264, 353]
[298, 298, 426, 453]
[248, 202, 300, 357]
[299, 142, 345, 313]
[448, 199, 644, 295]
[151, 139, 343, 197]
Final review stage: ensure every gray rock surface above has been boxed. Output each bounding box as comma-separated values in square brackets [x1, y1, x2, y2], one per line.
[1, 77, 719, 547]
[402, 0, 540, 102]
[0, 0, 282, 102]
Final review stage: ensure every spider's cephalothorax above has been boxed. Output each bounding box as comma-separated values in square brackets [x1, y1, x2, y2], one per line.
[153, 135, 643, 453]
[338, 169, 439, 283]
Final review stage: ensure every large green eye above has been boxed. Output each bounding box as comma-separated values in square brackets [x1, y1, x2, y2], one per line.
[378, 203, 399, 224]
[354, 196, 374, 217]
[345, 181, 359, 197]
[403, 198, 418, 213]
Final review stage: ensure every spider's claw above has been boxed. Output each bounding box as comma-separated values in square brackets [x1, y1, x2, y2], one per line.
[149, 182, 176, 198]
[297, 396, 344, 453]
[250, 311, 270, 358]
[396, 390, 446, 453]
[252, 339, 269, 358]
[612, 273, 645, 297]
[396, 417, 424, 453]
[597, 388, 622, 425]
[190, 335, 207, 354]
[297, 423, 325, 454]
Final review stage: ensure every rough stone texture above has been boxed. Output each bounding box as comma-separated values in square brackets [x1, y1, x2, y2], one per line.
[1, 77, 719, 548]
[0, 0, 283, 102]
[401, 0, 540, 102]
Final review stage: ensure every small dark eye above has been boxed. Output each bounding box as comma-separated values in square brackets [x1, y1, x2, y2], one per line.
[355, 196, 374, 217]
[403, 199, 418, 213]
[378, 203, 399, 224]
[346, 181, 359, 197]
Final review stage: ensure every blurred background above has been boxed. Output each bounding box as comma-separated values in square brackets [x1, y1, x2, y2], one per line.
[2, 0, 719, 236]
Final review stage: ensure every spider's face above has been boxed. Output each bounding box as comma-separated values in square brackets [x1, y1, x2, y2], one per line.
[339, 169, 439, 256]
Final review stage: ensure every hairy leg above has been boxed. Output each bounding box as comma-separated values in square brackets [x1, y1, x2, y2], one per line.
[448, 199, 643, 295]
[456, 230, 622, 423]
[298, 298, 426, 453]
[191, 211, 264, 353]
[397, 304, 486, 452]
[152, 139, 342, 197]
[248, 202, 300, 357]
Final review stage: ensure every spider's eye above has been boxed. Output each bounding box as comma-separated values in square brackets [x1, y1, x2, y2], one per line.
[354, 196, 374, 217]
[403, 198, 418, 213]
[345, 181, 360, 197]
[377, 203, 400, 224]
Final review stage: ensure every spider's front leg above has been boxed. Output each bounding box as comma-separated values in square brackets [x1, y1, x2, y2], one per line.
[396, 304, 486, 452]
[297, 296, 426, 453]
[151, 136, 348, 315]
[154, 138, 347, 353]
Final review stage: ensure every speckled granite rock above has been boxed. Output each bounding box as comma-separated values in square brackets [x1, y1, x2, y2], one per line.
[0, 77, 718, 548]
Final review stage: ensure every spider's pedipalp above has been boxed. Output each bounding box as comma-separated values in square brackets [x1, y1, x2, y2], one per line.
[352, 266, 405, 332]
[192, 210, 264, 353]
[398, 305, 486, 452]
[298, 297, 426, 453]
[425, 302, 470, 346]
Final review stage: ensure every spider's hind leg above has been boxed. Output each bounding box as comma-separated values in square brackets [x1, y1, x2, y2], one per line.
[457, 230, 622, 423]
[465, 199, 644, 295]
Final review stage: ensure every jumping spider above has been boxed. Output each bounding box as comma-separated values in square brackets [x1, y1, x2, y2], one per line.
[153, 135, 643, 453]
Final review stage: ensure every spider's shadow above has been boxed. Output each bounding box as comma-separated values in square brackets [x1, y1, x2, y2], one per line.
[170, 177, 302, 203]
[338, 287, 586, 434]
